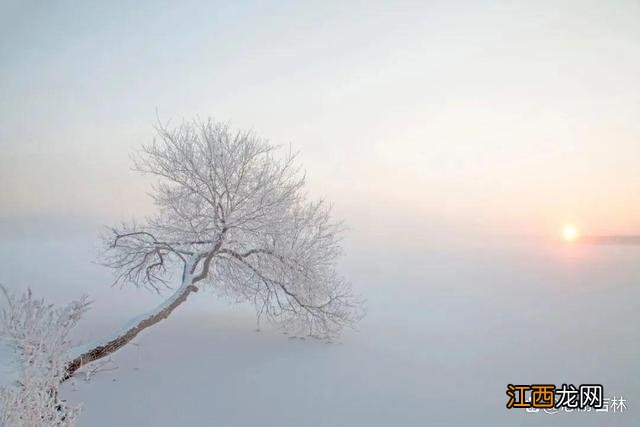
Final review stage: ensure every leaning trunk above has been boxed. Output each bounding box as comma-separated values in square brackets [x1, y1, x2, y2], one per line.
[64, 262, 199, 380]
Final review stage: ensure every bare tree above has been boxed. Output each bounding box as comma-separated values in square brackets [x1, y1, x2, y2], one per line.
[66, 118, 361, 378]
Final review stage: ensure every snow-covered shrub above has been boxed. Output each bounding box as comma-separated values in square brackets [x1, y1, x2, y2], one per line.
[0, 286, 90, 426]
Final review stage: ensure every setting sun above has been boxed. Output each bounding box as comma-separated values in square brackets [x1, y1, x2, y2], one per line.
[562, 225, 579, 242]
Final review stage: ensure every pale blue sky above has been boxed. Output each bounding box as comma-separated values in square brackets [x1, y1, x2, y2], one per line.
[2, 0, 640, 237]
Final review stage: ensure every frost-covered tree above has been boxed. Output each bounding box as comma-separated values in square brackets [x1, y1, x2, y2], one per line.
[0, 286, 89, 427]
[66, 118, 361, 378]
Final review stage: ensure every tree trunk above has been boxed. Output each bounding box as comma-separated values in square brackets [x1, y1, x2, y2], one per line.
[64, 267, 199, 380]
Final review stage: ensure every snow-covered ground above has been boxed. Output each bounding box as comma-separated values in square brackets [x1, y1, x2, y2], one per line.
[1, 219, 638, 426]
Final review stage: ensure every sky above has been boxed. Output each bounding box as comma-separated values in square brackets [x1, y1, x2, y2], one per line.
[1, 0, 640, 239]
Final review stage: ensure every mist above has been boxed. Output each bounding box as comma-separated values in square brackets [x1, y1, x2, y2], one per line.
[1, 1, 639, 425]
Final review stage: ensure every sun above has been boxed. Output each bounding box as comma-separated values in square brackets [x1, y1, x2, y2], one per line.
[562, 225, 579, 242]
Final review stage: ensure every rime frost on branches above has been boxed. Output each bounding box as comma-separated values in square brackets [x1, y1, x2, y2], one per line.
[67, 117, 362, 378]
[101, 118, 362, 338]
[0, 286, 90, 427]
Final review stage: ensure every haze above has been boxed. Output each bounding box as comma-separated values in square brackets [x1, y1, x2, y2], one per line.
[2, 0, 640, 239]
[2, 2, 640, 426]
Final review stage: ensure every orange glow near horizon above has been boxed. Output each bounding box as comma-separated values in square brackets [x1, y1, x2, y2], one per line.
[562, 225, 579, 242]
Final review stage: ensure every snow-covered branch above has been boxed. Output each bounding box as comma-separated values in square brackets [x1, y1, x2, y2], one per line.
[101, 117, 362, 338]
[0, 286, 90, 426]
